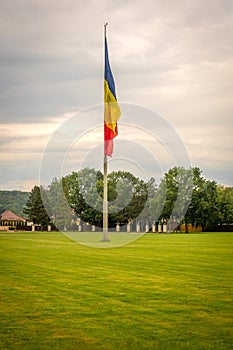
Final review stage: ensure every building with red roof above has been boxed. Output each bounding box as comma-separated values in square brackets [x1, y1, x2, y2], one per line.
[0, 210, 26, 231]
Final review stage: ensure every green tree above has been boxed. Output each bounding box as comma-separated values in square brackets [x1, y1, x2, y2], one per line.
[185, 168, 218, 231]
[63, 168, 103, 226]
[217, 186, 233, 226]
[159, 167, 193, 229]
[147, 178, 165, 226]
[45, 178, 72, 230]
[108, 171, 149, 227]
[23, 186, 50, 226]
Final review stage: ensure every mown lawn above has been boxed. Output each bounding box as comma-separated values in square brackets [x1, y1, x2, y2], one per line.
[0, 232, 232, 349]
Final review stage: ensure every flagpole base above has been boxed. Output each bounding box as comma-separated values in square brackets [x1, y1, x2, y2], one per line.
[101, 229, 110, 242]
[101, 237, 110, 242]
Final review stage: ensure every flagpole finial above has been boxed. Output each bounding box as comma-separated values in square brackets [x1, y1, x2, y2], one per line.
[104, 22, 108, 37]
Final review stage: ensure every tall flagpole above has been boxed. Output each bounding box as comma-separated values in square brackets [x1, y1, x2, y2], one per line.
[103, 154, 109, 241]
[102, 23, 109, 242]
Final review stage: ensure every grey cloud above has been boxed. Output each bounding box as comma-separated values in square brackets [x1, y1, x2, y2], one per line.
[0, 0, 232, 189]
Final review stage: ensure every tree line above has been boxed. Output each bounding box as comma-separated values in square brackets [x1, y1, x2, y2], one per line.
[0, 190, 29, 217]
[23, 167, 233, 232]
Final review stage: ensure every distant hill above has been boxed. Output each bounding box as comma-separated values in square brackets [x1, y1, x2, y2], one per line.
[0, 191, 29, 217]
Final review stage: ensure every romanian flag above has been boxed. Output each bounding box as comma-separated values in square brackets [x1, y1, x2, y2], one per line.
[104, 36, 121, 157]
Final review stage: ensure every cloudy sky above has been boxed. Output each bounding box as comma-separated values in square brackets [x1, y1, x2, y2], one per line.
[0, 0, 233, 191]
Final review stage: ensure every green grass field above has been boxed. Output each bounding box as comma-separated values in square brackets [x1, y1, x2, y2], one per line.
[0, 232, 232, 350]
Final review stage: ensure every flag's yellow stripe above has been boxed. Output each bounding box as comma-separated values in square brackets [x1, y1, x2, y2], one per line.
[104, 79, 121, 133]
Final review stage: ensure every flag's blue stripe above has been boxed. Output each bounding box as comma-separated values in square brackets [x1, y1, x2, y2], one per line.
[105, 37, 116, 99]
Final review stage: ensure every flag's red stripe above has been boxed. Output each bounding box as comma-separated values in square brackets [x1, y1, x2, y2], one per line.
[104, 122, 118, 141]
[104, 123, 118, 157]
